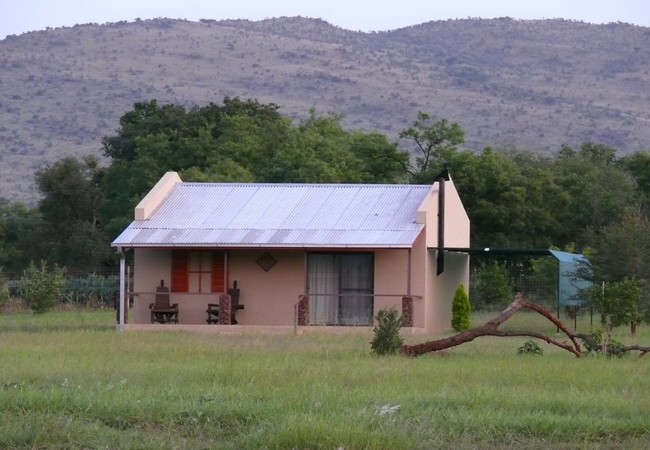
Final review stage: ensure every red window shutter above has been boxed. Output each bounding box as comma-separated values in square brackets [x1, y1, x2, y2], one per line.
[171, 251, 189, 292]
[211, 251, 226, 292]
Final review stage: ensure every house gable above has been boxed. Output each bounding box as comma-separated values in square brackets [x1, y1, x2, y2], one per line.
[134, 172, 182, 221]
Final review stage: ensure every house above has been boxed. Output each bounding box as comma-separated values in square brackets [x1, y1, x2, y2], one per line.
[111, 171, 470, 333]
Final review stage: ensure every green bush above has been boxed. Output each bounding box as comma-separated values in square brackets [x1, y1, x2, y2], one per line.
[582, 329, 628, 358]
[451, 284, 471, 331]
[370, 308, 406, 356]
[0, 269, 9, 305]
[517, 340, 544, 356]
[21, 261, 66, 314]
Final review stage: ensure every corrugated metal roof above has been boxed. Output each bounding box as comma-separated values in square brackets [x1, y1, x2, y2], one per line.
[112, 183, 431, 248]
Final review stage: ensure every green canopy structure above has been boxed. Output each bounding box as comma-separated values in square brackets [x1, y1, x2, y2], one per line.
[548, 250, 590, 307]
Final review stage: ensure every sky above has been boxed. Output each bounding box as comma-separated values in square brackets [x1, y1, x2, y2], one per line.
[1, 0, 649, 39]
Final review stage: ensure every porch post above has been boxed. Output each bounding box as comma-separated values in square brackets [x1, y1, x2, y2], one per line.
[118, 248, 125, 331]
[407, 248, 412, 296]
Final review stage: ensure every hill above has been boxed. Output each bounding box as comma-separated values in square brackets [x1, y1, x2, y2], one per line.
[1, 16, 650, 202]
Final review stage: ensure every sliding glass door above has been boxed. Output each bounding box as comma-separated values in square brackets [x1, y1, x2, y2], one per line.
[308, 253, 374, 326]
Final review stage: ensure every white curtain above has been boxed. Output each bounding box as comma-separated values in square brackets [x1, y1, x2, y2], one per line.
[308, 253, 373, 325]
[308, 254, 339, 325]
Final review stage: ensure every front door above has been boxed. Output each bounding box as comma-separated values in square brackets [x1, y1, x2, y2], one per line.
[308, 253, 374, 325]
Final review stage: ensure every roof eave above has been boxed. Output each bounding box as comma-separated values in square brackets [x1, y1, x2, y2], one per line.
[111, 243, 414, 249]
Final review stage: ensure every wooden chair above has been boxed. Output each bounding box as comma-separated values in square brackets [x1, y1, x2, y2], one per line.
[149, 280, 179, 324]
[229, 281, 244, 324]
[205, 281, 244, 324]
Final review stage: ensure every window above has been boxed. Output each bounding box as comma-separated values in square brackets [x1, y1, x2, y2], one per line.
[307, 253, 374, 326]
[189, 251, 212, 293]
[171, 250, 227, 293]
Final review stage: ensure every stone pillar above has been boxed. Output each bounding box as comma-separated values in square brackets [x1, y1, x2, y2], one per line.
[402, 296, 414, 327]
[297, 295, 309, 326]
[219, 294, 232, 325]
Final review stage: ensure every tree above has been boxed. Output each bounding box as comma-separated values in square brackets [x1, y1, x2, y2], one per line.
[578, 207, 650, 327]
[551, 143, 637, 247]
[99, 100, 410, 239]
[34, 156, 111, 269]
[102, 97, 283, 163]
[456, 147, 564, 247]
[584, 207, 650, 283]
[0, 199, 43, 271]
[349, 132, 410, 184]
[619, 150, 650, 200]
[582, 279, 643, 353]
[399, 112, 465, 183]
[35, 156, 104, 228]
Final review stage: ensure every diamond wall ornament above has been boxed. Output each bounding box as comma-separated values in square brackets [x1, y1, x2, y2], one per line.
[256, 252, 277, 272]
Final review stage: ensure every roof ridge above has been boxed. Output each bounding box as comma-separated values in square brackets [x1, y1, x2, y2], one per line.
[180, 182, 432, 188]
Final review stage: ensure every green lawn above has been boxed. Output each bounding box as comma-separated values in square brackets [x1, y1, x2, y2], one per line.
[1, 309, 649, 449]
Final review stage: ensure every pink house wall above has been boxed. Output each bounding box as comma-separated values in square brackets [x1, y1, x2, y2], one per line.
[131, 247, 419, 327]
[228, 250, 305, 326]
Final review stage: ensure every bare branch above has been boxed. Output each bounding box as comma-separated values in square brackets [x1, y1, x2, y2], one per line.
[400, 293, 650, 358]
[400, 293, 581, 357]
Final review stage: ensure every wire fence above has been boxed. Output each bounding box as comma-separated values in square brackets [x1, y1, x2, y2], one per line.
[1, 267, 130, 307]
[468, 256, 561, 312]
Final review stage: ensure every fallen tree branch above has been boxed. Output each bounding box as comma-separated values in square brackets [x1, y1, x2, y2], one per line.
[400, 293, 650, 358]
[400, 293, 582, 357]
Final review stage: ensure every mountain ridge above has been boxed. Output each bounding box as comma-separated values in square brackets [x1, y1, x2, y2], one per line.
[1, 16, 649, 202]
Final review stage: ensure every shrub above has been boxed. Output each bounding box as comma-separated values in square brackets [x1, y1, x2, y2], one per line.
[475, 261, 513, 308]
[517, 340, 544, 356]
[370, 308, 406, 356]
[0, 269, 9, 305]
[21, 261, 66, 314]
[451, 284, 471, 331]
[582, 329, 628, 358]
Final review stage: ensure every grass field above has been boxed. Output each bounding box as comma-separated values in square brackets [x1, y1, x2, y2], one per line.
[1, 309, 650, 449]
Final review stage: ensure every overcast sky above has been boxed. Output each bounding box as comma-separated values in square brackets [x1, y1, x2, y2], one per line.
[1, 0, 649, 39]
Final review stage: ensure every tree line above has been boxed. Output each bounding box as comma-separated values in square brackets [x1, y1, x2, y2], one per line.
[1, 97, 650, 296]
